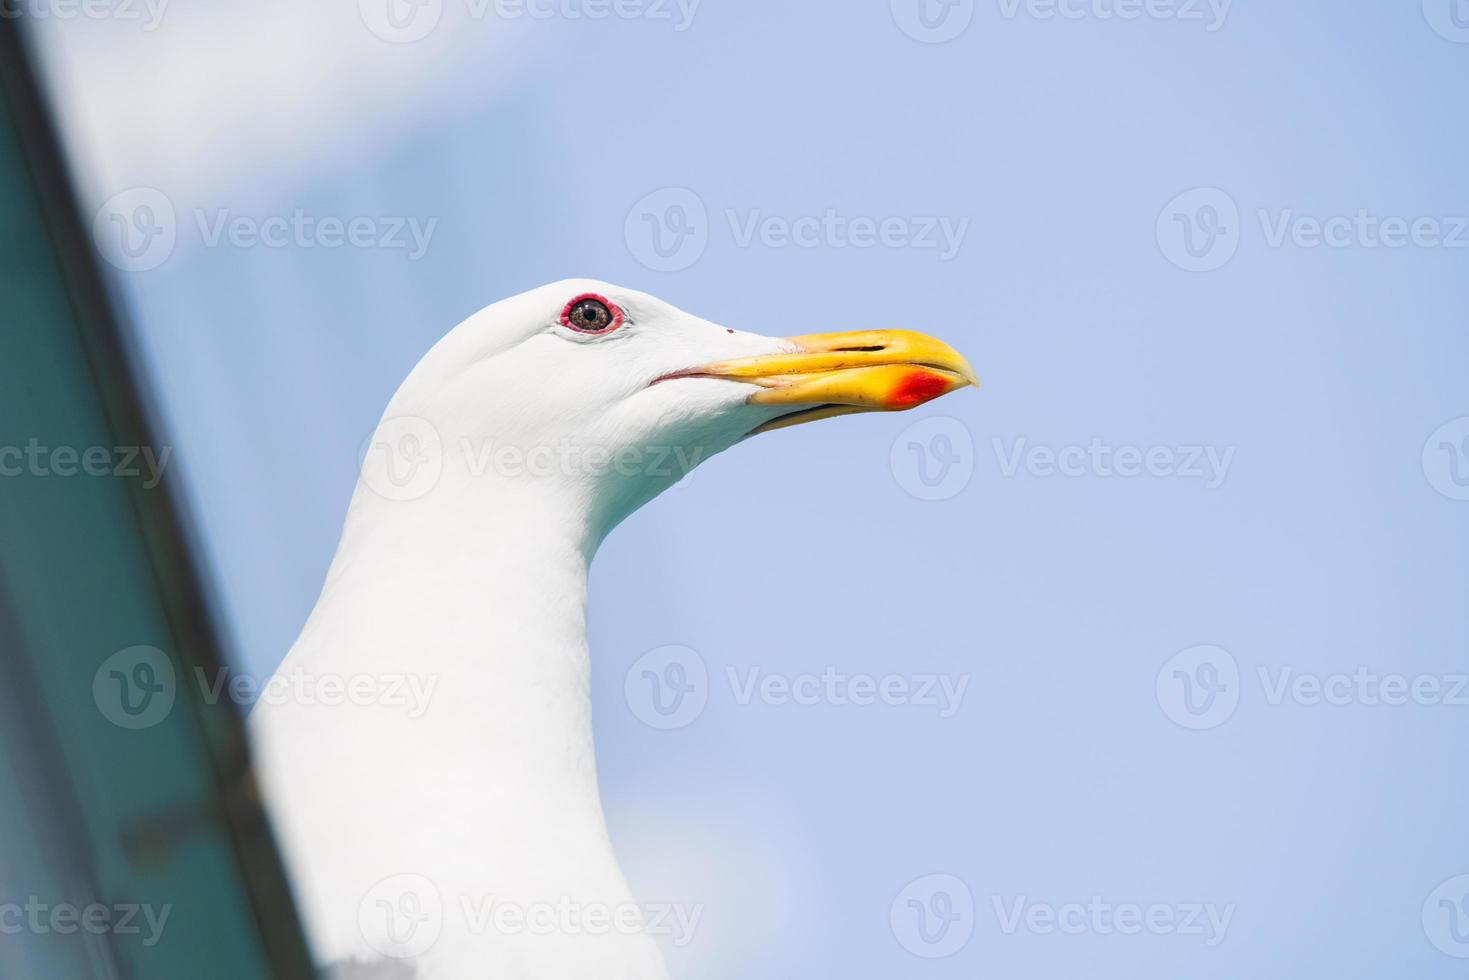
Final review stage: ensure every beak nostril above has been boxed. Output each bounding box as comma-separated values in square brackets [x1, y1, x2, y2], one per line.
[834, 345, 885, 353]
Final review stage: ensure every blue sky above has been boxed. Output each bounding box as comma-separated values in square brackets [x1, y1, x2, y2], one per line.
[32, 1, 1469, 975]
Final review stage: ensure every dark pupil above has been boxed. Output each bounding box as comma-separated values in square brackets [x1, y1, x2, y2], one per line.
[577, 302, 607, 327]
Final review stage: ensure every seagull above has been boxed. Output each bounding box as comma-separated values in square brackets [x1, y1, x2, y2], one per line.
[250, 280, 977, 979]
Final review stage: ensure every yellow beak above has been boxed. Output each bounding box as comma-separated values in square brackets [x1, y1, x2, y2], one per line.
[682, 330, 978, 433]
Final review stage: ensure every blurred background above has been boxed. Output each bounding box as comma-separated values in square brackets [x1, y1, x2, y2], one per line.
[15, 1, 1469, 976]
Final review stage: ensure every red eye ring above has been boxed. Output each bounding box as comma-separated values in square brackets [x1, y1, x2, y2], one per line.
[559, 293, 624, 334]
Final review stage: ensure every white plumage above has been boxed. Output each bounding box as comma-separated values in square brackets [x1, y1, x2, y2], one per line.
[250, 280, 974, 979]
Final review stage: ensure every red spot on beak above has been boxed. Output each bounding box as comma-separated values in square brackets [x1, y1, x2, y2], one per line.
[890, 370, 952, 407]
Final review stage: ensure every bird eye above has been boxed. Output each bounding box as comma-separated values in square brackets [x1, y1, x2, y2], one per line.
[560, 294, 622, 334]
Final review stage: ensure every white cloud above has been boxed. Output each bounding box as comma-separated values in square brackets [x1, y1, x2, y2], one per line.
[609, 797, 809, 978]
[26, 1, 533, 204]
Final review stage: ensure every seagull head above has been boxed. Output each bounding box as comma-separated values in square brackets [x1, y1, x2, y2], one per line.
[373, 278, 977, 543]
